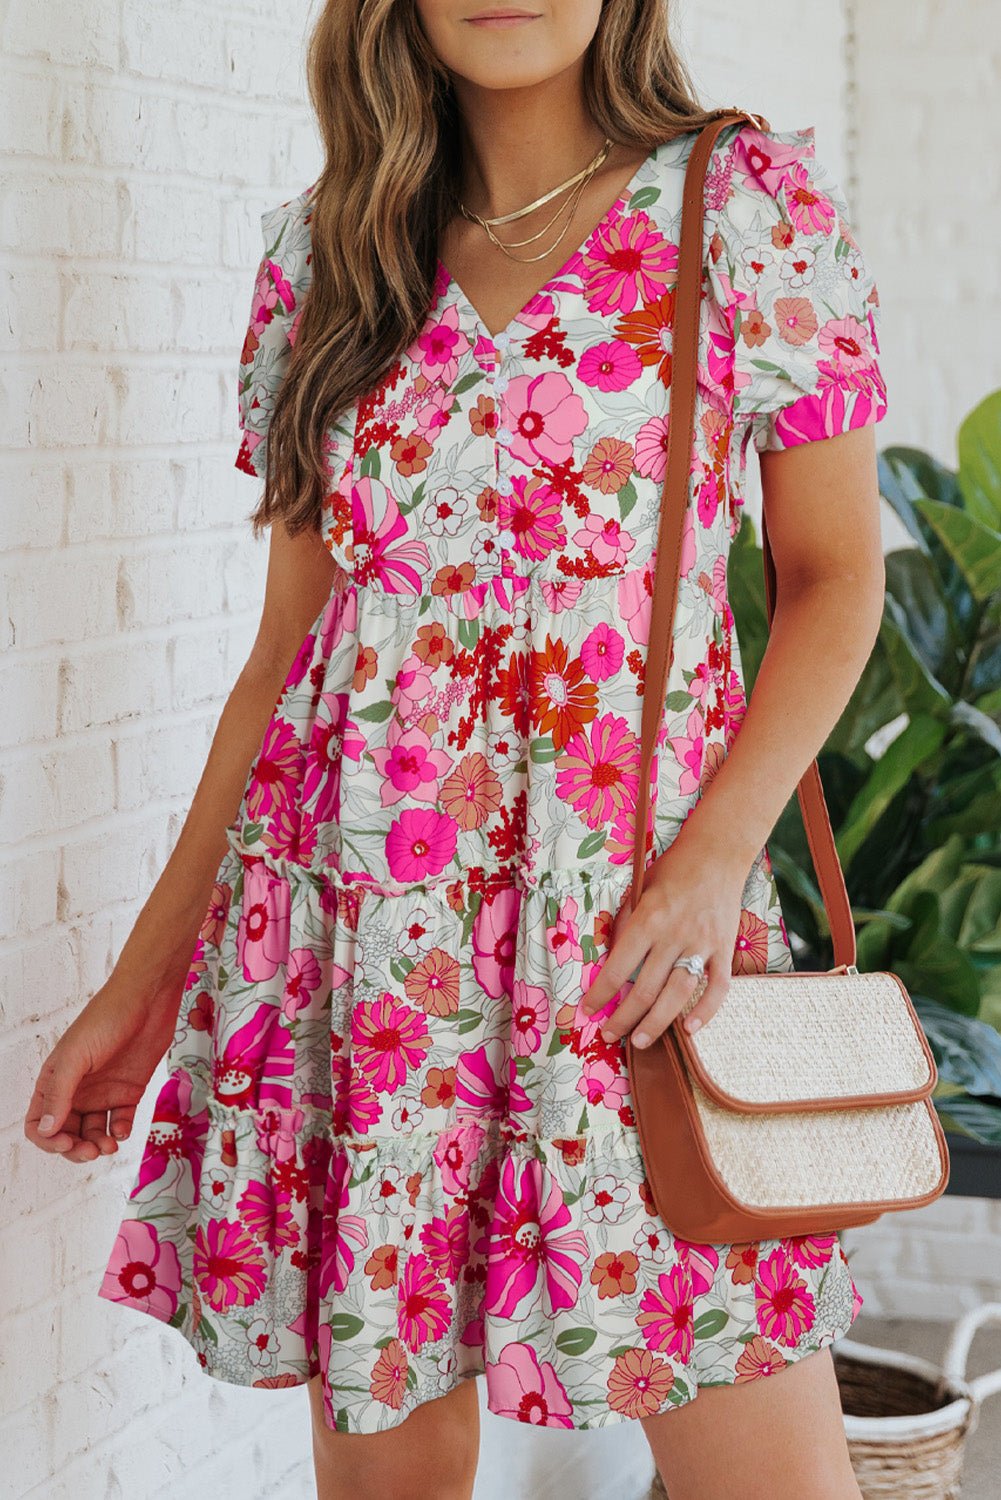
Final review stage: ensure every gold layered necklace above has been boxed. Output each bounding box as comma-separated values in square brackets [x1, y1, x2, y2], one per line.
[458, 135, 615, 265]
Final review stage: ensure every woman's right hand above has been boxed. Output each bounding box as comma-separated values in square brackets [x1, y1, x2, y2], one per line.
[23, 969, 187, 1165]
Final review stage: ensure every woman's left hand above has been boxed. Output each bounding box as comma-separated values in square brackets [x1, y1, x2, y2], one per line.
[579, 834, 750, 1047]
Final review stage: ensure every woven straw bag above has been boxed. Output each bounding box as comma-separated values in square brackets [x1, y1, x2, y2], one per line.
[623, 107, 950, 1242]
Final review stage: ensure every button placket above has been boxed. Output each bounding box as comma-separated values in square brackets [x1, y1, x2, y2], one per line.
[491, 337, 517, 553]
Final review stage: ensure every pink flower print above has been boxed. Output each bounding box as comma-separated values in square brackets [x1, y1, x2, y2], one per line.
[236, 864, 290, 983]
[503, 371, 588, 466]
[555, 712, 641, 829]
[455, 1043, 533, 1122]
[303, 694, 364, 827]
[483, 1156, 589, 1319]
[785, 1232, 837, 1272]
[385, 807, 458, 881]
[371, 720, 453, 807]
[391, 653, 435, 716]
[733, 124, 816, 198]
[398, 1252, 451, 1351]
[636, 1261, 695, 1362]
[331, 1054, 383, 1136]
[414, 381, 455, 442]
[253, 1104, 304, 1167]
[348, 475, 431, 594]
[471, 883, 521, 999]
[818, 313, 873, 374]
[319, 1150, 370, 1297]
[419, 1204, 470, 1284]
[134, 1068, 209, 1195]
[539, 576, 585, 614]
[783, 160, 836, 237]
[583, 211, 677, 315]
[433, 1120, 486, 1196]
[416, 301, 472, 387]
[250, 256, 295, 333]
[571, 513, 635, 569]
[672, 1237, 720, 1298]
[617, 561, 654, 646]
[281, 946, 322, 1022]
[193, 1216, 268, 1313]
[633, 413, 671, 484]
[238, 1177, 300, 1257]
[487, 1342, 574, 1427]
[100, 1219, 182, 1321]
[666, 706, 705, 797]
[580, 622, 624, 683]
[754, 1248, 816, 1345]
[245, 717, 304, 828]
[576, 1055, 629, 1112]
[498, 476, 567, 563]
[546, 895, 583, 968]
[215, 1002, 295, 1111]
[577, 339, 642, 393]
[772, 365, 887, 447]
[352, 993, 431, 1094]
[511, 978, 550, 1056]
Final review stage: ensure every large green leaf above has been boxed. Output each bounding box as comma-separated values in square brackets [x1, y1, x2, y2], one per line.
[836, 715, 947, 868]
[911, 995, 1001, 1095]
[879, 596, 953, 715]
[937, 1096, 1001, 1146]
[883, 547, 964, 691]
[914, 498, 1001, 604]
[957, 388, 1001, 529]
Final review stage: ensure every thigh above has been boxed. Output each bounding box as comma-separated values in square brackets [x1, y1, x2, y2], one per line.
[306, 1370, 481, 1500]
[640, 1346, 861, 1500]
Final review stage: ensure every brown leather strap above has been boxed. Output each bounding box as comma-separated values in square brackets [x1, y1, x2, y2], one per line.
[629, 107, 858, 970]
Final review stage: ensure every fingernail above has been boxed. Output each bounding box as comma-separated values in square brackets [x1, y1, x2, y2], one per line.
[112, 1124, 128, 1138]
[599, 1026, 616, 1042]
[633, 1032, 650, 1048]
[685, 1017, 702, 1034]
[39, 1114, 55, 1133]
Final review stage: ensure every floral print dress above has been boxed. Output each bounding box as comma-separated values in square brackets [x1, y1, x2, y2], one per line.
[98, 120, 888, 1433]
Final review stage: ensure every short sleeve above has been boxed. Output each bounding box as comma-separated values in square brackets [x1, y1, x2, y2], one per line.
[712, 122, 888, 454]
[235, 184, 315, 480]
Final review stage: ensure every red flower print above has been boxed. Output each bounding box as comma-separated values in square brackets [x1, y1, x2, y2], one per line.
[754, 1248, 816, 1346]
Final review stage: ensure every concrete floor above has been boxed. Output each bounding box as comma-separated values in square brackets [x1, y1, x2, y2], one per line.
[847, 1315, 1001, 1500]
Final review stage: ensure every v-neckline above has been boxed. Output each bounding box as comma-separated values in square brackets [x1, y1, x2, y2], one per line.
[436, 139, 664, 346]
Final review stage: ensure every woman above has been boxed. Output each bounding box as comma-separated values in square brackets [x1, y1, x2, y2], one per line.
[26, 3, 887, 1496]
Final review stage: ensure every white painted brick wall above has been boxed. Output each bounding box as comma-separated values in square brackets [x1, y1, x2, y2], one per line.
[5, 3, 995, 1496]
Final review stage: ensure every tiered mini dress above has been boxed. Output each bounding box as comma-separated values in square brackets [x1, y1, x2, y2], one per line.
[98, 119, 888, 1433]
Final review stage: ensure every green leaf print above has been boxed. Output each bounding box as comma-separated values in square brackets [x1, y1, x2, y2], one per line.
[398, 479, 426, 517]
[617, 477, 637, 520]
[354, 699, 395, 723]
[456, 1008, 483, 1035]
[242, 820, 264, 844]
[453, 370, 485, 395]
[546, 1027, 569, 1056]
[390, 955, 414, 985]
[692, 1308, 729, 1340]
[359, 447, 381, 479]
[628, 186, 661, 212]
[329, 1313, 366, 1342]
[577, 829, 608, 859]
[457, 618, 480, 651]
[664, 690, 692, 712]
[555, 1326, 598, 1357]
[529, 736, 558, 763]
[576, 1103, 589, 1133]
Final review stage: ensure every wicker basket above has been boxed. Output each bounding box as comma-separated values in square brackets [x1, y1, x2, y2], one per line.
[648, 1305, 1001, 1500]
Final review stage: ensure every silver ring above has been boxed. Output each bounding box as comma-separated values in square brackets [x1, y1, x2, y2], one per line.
[672, 953, 706, 979]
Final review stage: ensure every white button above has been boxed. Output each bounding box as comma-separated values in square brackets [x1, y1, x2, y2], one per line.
[496, 474, 514, 495]
[494, 331, 511, 349]
[494, 375, 509, 393]
[497, 427, 514, 445]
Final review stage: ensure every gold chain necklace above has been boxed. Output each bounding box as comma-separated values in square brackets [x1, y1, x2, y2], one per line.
[458, 136, 614, 265]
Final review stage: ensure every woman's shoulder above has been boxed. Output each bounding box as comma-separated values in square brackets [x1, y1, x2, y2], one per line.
[707, 119, 853, 240]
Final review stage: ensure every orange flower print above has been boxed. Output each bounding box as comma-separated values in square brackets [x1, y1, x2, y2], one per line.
[734, 1334, 788, 1382]
[369, 1338, 409, 1408]
[606, 1347, 676, 1418]
[421, 1066, 456, 1110]
[773, 295, 818, 346]
[411, 621, 454, 667]
[469, 392, 498, 437]
[364, 1243, 399, 1291]
[590, 1249, 640, 1299]
[581, 436, 634, 494]
[732, 908, 769, 973]
[391, 431, 433, 476]
[404, 947, 462, 1016]
[739, 307, 771, 348]
[725, 1243, 759, 1285]
[354, 644, 378, 691]
[432, 559, 476, 596]
[530, 635, 599, 750]
[612, 287, 677, 385]
[439, 752, 503, 832]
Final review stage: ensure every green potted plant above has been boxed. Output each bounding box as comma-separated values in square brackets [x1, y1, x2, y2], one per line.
[729, 390, 1001, 1196]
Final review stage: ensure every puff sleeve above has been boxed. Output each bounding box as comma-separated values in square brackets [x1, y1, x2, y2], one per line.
[712, 123, 888, 454]
[235, 185, 316, 479]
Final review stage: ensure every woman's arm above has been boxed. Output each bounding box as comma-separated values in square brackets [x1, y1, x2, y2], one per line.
[111, 519, 338, 997]
[580, 422, 885, 1045]
[26, 519, 337, 1162]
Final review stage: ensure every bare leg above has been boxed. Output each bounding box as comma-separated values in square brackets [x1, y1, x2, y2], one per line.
[306, 1371, 481, 1500]
[641, 1346, 862, 1500]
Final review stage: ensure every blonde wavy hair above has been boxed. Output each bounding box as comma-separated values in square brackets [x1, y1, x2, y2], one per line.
[250, 0, 715, 539]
